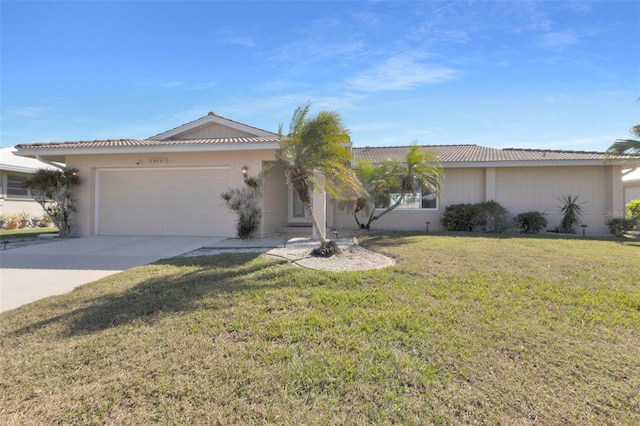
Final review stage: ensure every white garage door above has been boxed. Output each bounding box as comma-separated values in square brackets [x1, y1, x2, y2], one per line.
[96, 167, 234, 236]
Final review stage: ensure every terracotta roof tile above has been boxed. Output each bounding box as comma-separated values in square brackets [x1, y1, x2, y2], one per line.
[15, 136, 280, 150]
[353, 145, 609, 163]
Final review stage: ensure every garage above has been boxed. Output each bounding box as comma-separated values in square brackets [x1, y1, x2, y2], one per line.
[96, 167, 234, 236]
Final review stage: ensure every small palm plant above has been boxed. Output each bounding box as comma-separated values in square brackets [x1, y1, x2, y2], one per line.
[221, 173, 264, 240]
[557, 194, 585, 233]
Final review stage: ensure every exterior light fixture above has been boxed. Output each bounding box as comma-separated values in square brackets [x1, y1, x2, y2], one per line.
[241, 165, 248, 177]
[425, 221, 431, 231]
[581, 224, 587, 236]
[333, 230, 339, 240]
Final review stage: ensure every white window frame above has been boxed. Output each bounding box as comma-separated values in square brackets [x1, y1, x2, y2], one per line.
[376, 185, 439, 211]
[6, 174, 32, 198]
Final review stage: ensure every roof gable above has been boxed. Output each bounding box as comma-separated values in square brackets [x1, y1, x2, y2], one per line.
[148, 111, 277, 140]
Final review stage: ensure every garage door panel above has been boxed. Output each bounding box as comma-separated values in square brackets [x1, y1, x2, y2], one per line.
[97, 168, 233, 236]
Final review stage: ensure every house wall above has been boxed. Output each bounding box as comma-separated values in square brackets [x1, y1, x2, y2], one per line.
[174, 123, 255, 139]
[0, 170, 47, 223]
[331, 164, 623, 235]
[624, 181, 640, 209]
[331, 168, 485, 231]
[65, 150, 282, 237]
[494, 165, 622, 233]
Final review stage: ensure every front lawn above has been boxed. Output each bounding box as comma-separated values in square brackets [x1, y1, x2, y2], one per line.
[1, 233, 638, 424]
[0, 227, 59, 240]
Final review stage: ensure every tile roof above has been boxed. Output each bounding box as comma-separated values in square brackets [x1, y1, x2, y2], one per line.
[15, 136, 281, 150]
[353, 144, 610, 163]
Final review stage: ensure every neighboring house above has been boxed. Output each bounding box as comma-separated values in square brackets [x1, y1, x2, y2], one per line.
[0, 147, 58, 219]
[14, 112, 639, 237]
[623, 168, 640, 213]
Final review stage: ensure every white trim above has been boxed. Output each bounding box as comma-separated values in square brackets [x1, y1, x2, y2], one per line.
[94, 165, 229, 236]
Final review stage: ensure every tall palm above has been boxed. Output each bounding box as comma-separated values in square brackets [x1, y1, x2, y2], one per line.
[276, 103, 362, 245]
[606, 124, 640, 157]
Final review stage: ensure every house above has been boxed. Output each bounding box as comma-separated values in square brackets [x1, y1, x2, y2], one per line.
[0, 147, 58, 220]
[14, 112, 638, 237]
[623, 168, 640, 212]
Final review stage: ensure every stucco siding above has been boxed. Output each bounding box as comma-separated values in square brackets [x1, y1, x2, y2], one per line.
[66, 150, 276, 237]
[333, 168, 485, 231]
[332, 165, 621, 235]
[174, 122, 256, 139]
[494, 166, 622, 233]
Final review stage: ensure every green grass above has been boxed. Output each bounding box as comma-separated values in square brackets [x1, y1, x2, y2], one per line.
[0, 227, 59, 240]
[1, 233, 638, 424]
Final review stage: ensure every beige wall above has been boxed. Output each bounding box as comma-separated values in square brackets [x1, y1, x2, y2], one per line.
[175, 123, 255, 140]
[495, 165, 623, 233]
[332, 165, 623, 235]
[624, 182, 640, 209]
[66, 150, 282, 237]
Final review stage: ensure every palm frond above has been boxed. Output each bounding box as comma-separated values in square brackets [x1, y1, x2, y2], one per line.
[605, 139, 640, 156]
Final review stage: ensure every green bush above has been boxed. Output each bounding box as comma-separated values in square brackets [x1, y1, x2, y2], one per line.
[475, 200, 509, 232]
[607, 218, 635, 237]
[626, 199, 640, 229]
[442, 201, 509, 233]
[441, 203, 478, 231]
[514, 211, 548, 233]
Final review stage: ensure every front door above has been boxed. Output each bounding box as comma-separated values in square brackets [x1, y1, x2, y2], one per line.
[288, 189, 310, 224]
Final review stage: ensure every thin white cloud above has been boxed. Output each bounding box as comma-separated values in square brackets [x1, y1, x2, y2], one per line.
[536, 31, 580, 50]
[9, 106, 48, 117]
[543, 93, 572, 103]
[155, 80, 217, 91]
[229, 36, 256, 48]
[348, 53, 459, 92]
[187, 81, 218, 91]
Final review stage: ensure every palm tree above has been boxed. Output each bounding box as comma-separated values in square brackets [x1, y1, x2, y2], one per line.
[354, 144, 444, 230]
[606, 124, 640, 157]
[275, 103, 362, 246]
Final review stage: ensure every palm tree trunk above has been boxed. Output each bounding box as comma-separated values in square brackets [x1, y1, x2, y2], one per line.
[304, 200, 327, 245]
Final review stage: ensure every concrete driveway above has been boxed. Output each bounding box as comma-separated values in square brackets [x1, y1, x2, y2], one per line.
[0, 236, 224, 313]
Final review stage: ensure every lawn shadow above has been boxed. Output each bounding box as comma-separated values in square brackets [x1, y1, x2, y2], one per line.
[10, 253, 293, 337]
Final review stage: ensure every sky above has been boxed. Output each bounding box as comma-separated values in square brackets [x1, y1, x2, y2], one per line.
[1, 1, 639, 151]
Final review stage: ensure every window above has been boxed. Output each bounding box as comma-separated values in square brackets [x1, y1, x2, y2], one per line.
[376, 186, 438, 210]
[7, 174, 29, 197]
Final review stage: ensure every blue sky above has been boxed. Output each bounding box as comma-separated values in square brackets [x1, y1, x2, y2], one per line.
[1, 1, 639, 150]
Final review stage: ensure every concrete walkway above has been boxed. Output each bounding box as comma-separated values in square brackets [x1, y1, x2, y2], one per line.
[0, 236, 224, 313]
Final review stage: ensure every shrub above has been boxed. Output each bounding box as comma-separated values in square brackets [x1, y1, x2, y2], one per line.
[474, 200, 509, 232]
[221, 175, 263, 239]
[442, 201, 509, 233]
[607, 218, 635, 237]
[626, 199, 640, 229]
[24, 168, 80, 238]
[442, 203, 477, 231]
[557, 194, 585, 234]
[513, 211, 548, 233]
